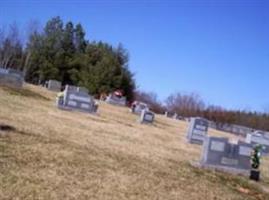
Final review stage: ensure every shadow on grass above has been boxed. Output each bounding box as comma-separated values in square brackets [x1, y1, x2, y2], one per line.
[1, 86, 50, 101]
[0, 124, 16, 132]
[0, 123, 38, 138]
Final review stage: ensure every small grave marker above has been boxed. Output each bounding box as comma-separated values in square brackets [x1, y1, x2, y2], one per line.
[106, 93, 126, 106]
[187, 117, 208, 145]
[246, 132, 269, 155]
[0, 67, 23, 88]
[46, 80, 61, 92]
[131, 101, 149, 114]
[140, 110, 154, 124]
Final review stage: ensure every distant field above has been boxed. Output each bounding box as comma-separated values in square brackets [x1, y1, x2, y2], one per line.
[0, 84, 269, 200]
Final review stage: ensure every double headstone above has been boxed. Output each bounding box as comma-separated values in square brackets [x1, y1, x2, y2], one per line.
[246, 132, 269, 155]
[57, 85, 97, 113]
[0, 67, 23, 88]
[187, 117, 208, 145]
[140, 110, 155, 124]
[200, 137, 252, 174]
[46, 80, 61, 92]
[106, 93, 126, 106]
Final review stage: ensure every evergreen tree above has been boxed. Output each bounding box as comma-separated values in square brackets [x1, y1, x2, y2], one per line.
[7, 17, 136, 101]
[74, 23, 87, 53]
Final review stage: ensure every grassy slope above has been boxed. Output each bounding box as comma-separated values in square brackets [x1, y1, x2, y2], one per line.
[0, 84, 269, 200]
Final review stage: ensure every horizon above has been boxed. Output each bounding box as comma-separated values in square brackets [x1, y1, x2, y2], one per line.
[1, 0, 269, 112]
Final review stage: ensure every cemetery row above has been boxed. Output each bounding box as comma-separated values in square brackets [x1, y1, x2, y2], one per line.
[0, 70, 155, 124]
[0, 66, 267, 137]
[165, 110, 267, 138]
[0, 68, 267, 181]
[56, 84, 155, 124]
[187, 117, 269, 181]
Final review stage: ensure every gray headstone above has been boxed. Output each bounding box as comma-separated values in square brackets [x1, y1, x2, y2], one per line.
[77, 87, 88, 94]
[140, 110, 155, 124]
[187, 117, 208, 145]
[164, 111, 168, 117]
[57, 85, 97, 113]
[0, 68, 23, 88]
[200, 136, 252, 174]
[164, 111, 176, 118]
[132, 102, 149, 114]
[215, 123, 252, 137]
[173, 114, 184, 120]
[106, 93, 126, 106]
[66, 85, 77, 92]
[245, 133, 269, 155]
[47, 80, 61, 92]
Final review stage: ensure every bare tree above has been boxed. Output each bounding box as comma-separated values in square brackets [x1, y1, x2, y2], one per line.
[165, 92, 205, 117]
[0, 25, 6, 67]
[135, 90, 165, 113]
[0, 22, 23, 69]
[23, 19, 41, 72]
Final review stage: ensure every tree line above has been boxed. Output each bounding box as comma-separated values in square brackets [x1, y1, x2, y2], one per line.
[135, 91, 269, 131]
[0, 17, 135, 100]
[1, 17, 269, 131]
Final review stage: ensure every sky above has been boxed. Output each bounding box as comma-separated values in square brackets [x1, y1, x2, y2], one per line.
[1, 0, 269, 112]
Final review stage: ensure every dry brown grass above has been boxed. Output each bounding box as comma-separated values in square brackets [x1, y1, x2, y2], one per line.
[0, 84, 269, 200]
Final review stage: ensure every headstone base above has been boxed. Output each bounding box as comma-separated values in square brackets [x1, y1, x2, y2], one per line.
[191, 161, 250, 176]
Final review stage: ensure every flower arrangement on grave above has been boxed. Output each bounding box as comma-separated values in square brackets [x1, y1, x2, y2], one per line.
[250, 144, 263, 181]
[251, 145, 262, 169]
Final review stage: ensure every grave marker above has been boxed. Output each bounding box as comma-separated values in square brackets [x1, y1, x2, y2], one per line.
[46, 80, 61, 92]
[77, 86, 88, 94]
[131, 101, 149, 114]
[57, 85, 97, 113]
[187, 117, 208, 145]
[106, 93, 126, 106]
[246, 132, 269, 155]
[140, 110, 154, 124]
[0, 67, 23, 88]
[200, 136, 252, 175]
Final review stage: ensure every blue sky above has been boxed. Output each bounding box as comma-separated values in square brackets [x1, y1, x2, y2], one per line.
[1, 0, 269, 111]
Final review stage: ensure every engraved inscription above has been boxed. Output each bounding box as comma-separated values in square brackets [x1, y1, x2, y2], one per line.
[210, 141, 225, 152]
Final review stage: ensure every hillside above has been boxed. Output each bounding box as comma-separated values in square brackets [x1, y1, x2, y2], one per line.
[0, 84, 269, 200]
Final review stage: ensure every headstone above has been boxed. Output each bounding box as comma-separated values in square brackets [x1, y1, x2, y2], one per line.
[140, 110, 154, 124]
[173, 114, 184, 120]
[77, 86, 88, 94]
[57, 85, 97, 113]
[165, 111, 168, 117]
[46, 80, 61, 92]
[0, 67, 23, 88]
[164, 111, 173, 118]
[106, 93, 126, 106]
[131, 101, 149, 114]
[200, 137, 252, 175]
[214, 123, 252, 137]
[246, 132, 269, 155]
[187, 117, 208, 145]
